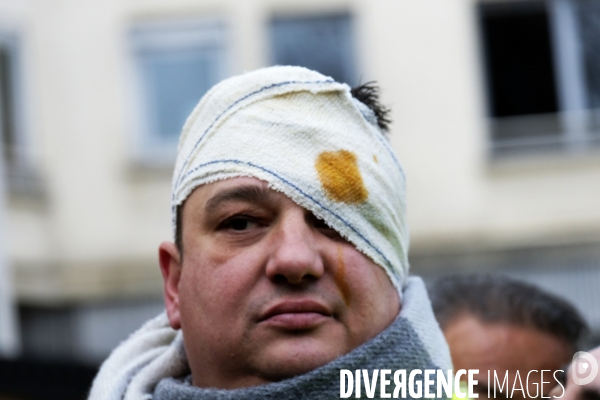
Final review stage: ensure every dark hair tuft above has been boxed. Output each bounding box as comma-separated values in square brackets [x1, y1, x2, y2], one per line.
[350, 82, 392, 133]
[175, 205, 183, 255]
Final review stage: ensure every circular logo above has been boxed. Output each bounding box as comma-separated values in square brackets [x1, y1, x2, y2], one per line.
[572, 351, 599, 386]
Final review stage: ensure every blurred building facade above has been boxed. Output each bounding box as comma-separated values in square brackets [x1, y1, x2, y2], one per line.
[1, 0, 600, 370]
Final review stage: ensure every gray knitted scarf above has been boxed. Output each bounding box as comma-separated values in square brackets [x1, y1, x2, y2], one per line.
[153, 277, 451, 400]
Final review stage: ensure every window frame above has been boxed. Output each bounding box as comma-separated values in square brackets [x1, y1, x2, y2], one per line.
[0, 30, 28, 173]
[0, 28, 40, 195]
[268, 12, 358, 86]
[127, 17, 228, 167]
[479, 0, 600, 156]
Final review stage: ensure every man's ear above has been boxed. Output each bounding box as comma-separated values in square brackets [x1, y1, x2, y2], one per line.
[159, 241, 182, 330]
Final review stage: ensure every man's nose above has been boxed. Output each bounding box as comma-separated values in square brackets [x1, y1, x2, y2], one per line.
[265, 211, 325, 285]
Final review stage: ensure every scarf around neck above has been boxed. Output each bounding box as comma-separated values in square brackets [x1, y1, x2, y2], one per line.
[91, 277, 451, 400]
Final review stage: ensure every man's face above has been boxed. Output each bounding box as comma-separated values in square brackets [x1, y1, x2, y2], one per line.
[159, 177, 400, 389]
[444, 313, 572, 400]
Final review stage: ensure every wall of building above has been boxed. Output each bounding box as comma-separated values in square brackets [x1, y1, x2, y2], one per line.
[1, 0, 600, 361]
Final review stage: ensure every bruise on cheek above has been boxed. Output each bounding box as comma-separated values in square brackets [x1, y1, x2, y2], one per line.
[335, 246, 351, 304]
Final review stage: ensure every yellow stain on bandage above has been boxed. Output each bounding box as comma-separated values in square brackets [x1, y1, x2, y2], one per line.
[315, 150, 368, 203]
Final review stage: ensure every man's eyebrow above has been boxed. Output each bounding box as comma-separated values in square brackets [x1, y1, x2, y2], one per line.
[205, 185, 274, 214]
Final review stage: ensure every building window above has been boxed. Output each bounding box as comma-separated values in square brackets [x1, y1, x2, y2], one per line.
[0, 31, 38, 194]
[0, 33, 21, 170]
[270, 13, 357, 86]
[129, 18, 227, 164]
[479, 0, 600, 155]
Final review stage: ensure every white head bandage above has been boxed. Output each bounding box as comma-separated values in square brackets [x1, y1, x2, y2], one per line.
[171, 66, 409, 291]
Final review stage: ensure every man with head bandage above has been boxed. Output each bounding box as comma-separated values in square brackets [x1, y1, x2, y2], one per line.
[88, 66, 452, 399]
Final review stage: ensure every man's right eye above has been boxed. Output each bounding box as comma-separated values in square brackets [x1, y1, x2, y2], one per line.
[220, 217, 258, 231]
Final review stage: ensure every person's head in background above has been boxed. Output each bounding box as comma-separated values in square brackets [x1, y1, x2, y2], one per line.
[428, 273, 588, 400]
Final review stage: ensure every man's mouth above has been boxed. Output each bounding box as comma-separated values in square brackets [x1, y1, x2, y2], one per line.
[259, 299, 333, 330]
